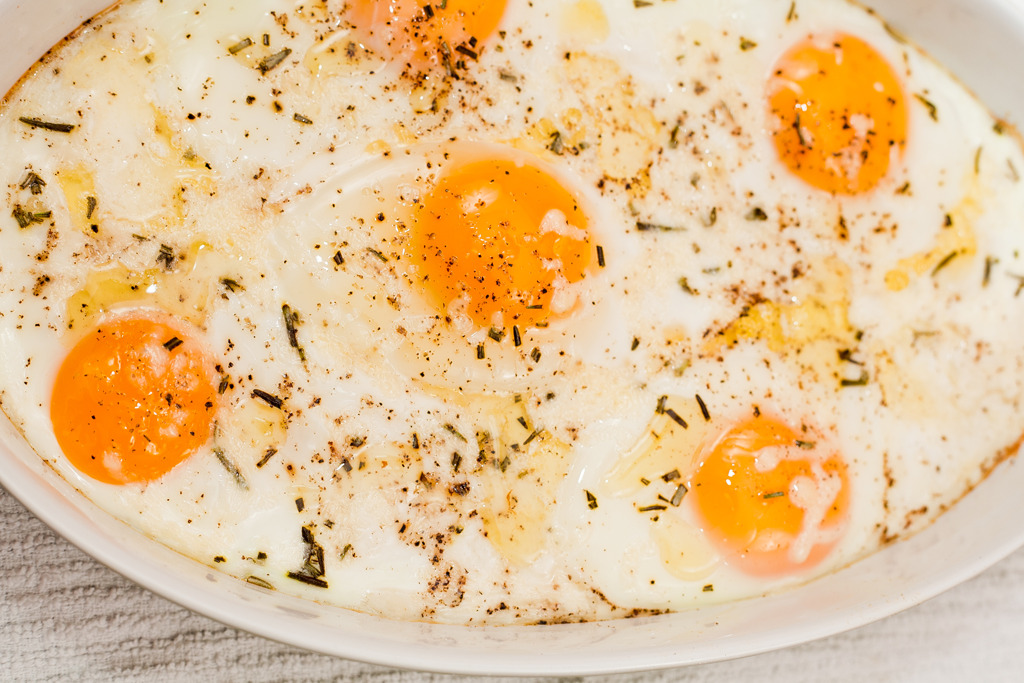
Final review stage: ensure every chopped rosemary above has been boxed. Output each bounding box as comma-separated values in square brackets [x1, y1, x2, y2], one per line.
[295, 497, 305, 512]
[411, 433, 420, 449]
[287, 571, 328, 588]
[162, 337, 183, 351]
[661, 469, 680, 482]
[637, 221, 684, 232]
[450, 481, 471, 496]
[523, 428, 541, 446]
[763, 491, 785, 499]
[984, 256, 998, 287]
[214, 447, 248, 490]
[703, 584, 714, 592]
[931, 251, 959, 277]
[451, 451, 463, 473]
[739, 37, 757, 51]
[530, 347, 541, 363]
[218, 375, 230, 394]
[596, 245, 606, 267]
[157, 244, 176, 270]
[665, 408, 688, 429]
[18, 116, 74, 133]
[220, 277, 244, 292]
[333, 250, 344, 266]
[293, 113, 313, 125]
[228, 37, 253, 54]
[585, 490, 599, 509]
[366, 247, 388, 262]
[547, 130, 564, 155]
[669, 484, 688, 507]
[655, 395, 668, 414]
[252, 389, 284, 409]
[282, 304, 306, 362]
[498, 69, 518, 83]
[476, 344, 485, 359]
[258, 48, 292, 74]
[840, 371, 870, 387]
[633, 0, 653, 7]
[631, 337, 640, 351]
[695, 394, 710, 421]
[488, 327, 505, 342]
[19, 171, 46, 195]
[256, 447, 277, 468]
[786, 1, 797, 22]
[11, 205, 50, 228]
[340, 543, 353, 560]
[639, 504, 667, 513]
[745, 207, 768, 221]
[455, 44, 478, 60]
[245, 576, 274, 590]
[86, 195, 97, 219]
[795, 439, 816, 450]
[444, 423, 468, 442]
[512, 325, 522, 347]
[914, 93, 938, 121]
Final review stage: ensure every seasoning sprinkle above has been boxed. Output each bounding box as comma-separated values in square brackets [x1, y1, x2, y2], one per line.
[631, 337, 640, 351]
[739, 37, 757, 50]
[252, 389, 284, 409]
[18, 116, 75, 133]
[745, 207, 769, 221]
[702, 584, 714, 592]
[585, 490, 599, 510]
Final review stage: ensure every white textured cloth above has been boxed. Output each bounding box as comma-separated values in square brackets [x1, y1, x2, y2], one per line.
[2, 484, 1023, 682]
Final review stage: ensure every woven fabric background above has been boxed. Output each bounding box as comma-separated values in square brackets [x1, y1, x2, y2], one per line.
[2, 485, 1023, 682]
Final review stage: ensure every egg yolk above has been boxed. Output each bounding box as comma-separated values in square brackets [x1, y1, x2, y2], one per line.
[411, 157, 592, 330]
[768, 33, 907, 195]
[50, 313, 218, 485]
[690, 416, 849, 576]
[347, 0, 508, 72]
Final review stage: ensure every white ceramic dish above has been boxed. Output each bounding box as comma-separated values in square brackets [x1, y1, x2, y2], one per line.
[2, 0, 1024, 675]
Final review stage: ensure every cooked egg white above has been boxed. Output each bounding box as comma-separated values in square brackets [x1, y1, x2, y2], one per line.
[0, 0, 1022, 624]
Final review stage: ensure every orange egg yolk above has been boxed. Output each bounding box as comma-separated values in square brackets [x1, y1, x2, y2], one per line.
[411, 157, 592, 330]
[50, 313, 219, 485]
[768, 33, 907, 195]
[348, 0, 508, 72]
[690, 416, 850, 576]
